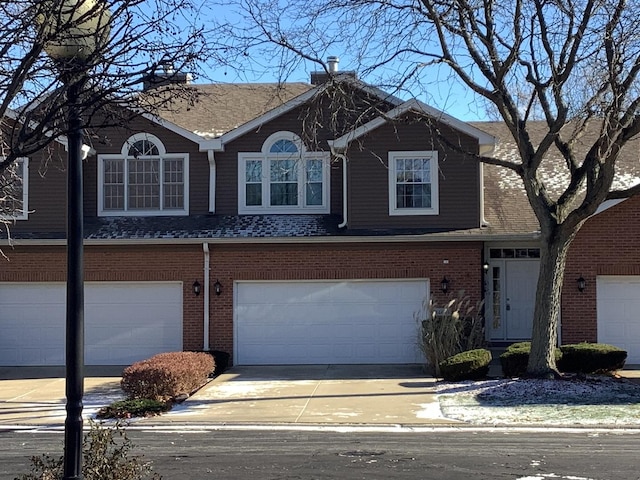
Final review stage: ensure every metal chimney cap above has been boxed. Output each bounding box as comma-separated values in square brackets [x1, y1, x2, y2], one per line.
[327, 56, 339, 73]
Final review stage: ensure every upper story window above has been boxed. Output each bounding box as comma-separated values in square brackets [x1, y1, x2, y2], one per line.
[388, 150, 439, 216]
[0, 158, 28, 220]
[97, 133, 189, 216]
[238, 132, 330, 214]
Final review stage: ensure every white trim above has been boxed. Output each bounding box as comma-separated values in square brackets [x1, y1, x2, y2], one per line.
[0, 157, 28, 221]
[238, 131, 331, 214]
[332, 99, 496, 152]
[122, 132, 166, 156]
[217, 76, 403, 149]
[97, 136, 190, 216]
[208, 150, 216, 213]
[388, 150, 439, 216]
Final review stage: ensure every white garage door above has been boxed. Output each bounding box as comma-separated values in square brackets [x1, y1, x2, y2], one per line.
[235, 280, 428, 365]
[0, 282, 182, 366]
[597, 276, 640, 364]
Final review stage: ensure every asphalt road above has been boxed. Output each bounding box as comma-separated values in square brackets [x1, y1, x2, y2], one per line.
[2, 428, 640, 480]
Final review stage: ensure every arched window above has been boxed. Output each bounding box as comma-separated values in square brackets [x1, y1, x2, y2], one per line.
[98, 133, 188, 216]
[238, 131, 330, 214]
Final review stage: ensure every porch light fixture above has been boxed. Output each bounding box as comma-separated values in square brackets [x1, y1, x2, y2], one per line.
[483, 262, 490, 272]
[577, 276, 586, 292]
[192, 280, 201, 296]
[441, 277, 450, 294]
[214, 279, 223, 296]
[37, 1, 111, 479]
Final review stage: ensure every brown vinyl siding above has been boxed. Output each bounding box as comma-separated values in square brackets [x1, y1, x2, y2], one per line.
[10, 146, 68, 235]
[347, 116, 481, 230]
[83, 116, 209, 218]
[215, 104, 338, 215]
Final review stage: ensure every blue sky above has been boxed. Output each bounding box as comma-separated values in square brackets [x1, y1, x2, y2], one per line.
[193, 2, 490, 122]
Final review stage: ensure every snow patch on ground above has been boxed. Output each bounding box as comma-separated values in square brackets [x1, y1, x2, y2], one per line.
[436, 377, 640, 425]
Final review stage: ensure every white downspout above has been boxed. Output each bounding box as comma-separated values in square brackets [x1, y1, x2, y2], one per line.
[208, 150, 216, 213]
[203, 242, 210, 351]
[329, 144, 348, 228]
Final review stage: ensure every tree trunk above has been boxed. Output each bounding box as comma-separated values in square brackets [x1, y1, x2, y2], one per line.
[527, 228, 575, 378]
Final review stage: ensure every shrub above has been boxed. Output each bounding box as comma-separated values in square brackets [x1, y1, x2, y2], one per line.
[558, 343, 627, 374]
[500, 342, 562, 378]
[209, 350, 230, 375]
[16, 420, 161, 480]
[439, 348, 492, 382]
[121, 351, 214, 401]
[96, 399, 171, 419]
[417, 292, 485, 376]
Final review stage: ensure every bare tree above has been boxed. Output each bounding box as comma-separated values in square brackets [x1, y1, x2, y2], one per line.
[0, 0, 209, 231]
[213, 0, 640, 377]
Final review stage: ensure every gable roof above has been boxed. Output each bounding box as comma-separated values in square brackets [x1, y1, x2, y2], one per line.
[474, 120, 640, 235]
[330, 98, 496, 154]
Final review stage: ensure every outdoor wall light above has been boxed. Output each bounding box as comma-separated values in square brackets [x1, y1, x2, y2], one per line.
[441, 277, 450, 294]
[214, 279, 223, 296]
[192, 280, 201, 296]
[483, 262, 490, 272]
[577, 276, 586, 292]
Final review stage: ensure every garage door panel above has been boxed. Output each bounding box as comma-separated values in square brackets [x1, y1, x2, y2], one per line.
[235, 280, 427, 365]
[0, 282, 182, 366]
[597, 276, 640, 364]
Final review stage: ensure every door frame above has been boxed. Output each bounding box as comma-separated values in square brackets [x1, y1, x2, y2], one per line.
[484, 244, 541, 343]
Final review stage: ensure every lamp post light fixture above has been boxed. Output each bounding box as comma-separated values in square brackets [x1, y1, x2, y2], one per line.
[37, 2, 110, 479]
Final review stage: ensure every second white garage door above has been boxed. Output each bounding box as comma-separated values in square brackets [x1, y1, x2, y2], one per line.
[0, 282, 183, 366]
[235, 280, 429, 365]
[597, 276, 640, 364]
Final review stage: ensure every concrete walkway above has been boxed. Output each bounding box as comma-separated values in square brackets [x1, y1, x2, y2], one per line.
[1, 364, 639, 428]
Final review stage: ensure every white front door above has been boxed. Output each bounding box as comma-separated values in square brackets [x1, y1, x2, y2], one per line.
[487, 248, 540, 342]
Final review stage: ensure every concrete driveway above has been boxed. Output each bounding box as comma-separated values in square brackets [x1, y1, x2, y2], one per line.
[0, 364, 454, 427]
[137, 364, 454, 426]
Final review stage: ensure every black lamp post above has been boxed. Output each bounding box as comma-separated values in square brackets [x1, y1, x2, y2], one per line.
[38, 2, 110, 478]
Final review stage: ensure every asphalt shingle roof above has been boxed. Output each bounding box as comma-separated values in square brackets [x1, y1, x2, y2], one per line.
[149, 83, 313, 139]
[473, 120, 640, 235]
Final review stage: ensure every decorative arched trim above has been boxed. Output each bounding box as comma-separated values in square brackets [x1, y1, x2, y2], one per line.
[260, 131, 305, 155]
[121, 133, 166, 157]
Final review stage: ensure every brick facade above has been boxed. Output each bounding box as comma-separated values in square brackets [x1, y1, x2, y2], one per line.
[562, 195, 640, 344]
[1, 241, 483, 364]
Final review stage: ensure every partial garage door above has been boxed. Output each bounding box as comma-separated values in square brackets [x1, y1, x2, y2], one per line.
[235, 280, 428, 365]
[0, 282, 182, 366]
[597, 276, 640, 364]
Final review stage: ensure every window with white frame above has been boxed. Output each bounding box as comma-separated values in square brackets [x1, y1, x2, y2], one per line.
[0, 157, 28, 220]
[238, 132, 330, 214]
[388, 150, 439, 216]
[98, 133, 189, 216]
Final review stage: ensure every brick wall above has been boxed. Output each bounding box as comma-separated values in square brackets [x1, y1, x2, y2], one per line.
[1, 241, 483, 363]
[207, 241, 483, 360]
[563, 196, 640, 343]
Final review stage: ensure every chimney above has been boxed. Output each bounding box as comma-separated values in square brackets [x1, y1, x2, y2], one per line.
[143, 63, 192, 91]
[327, 56, 339, 73]
[311, 55, 357, 85]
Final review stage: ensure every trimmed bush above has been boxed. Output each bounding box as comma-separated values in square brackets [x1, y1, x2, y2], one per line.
[439, 348, 492, 382]
[121, 351, 214, 401]
[500, 342, 562, 378]
[209, 350, 230, 375]
[558, 343, 627, 374]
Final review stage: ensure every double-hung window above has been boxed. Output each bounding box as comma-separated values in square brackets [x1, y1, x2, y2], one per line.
[388, 150, 439, 216]
[238, 132, 330, 214]
[98, 134, 189, 216]
[0, 157, 28, 220]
